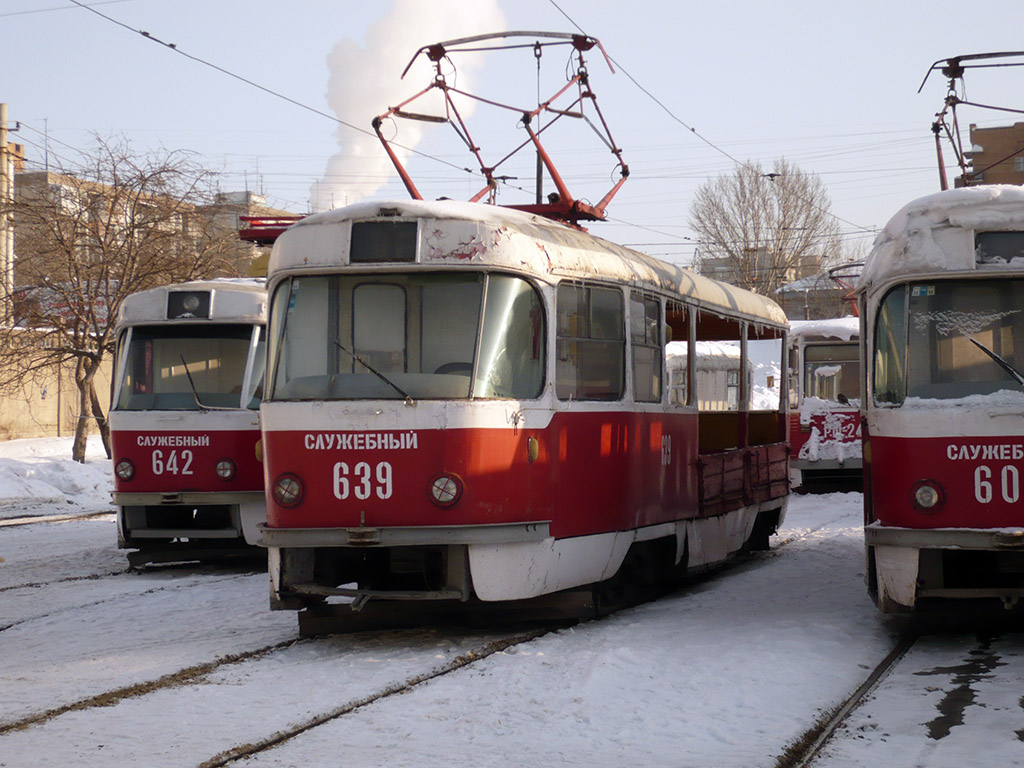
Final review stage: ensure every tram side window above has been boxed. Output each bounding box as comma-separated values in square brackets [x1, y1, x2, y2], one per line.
[665, 302, 690, 406]
[630, 292, 661, 402]
[873, 286, 906, 404]
[475, 275, 545, 399]
[556, 284, 625, 401]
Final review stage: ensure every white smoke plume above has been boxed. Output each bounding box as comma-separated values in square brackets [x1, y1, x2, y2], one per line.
[311, 0, 507, 212]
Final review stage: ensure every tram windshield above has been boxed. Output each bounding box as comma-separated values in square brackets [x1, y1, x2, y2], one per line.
[874, 278, 1024, 404]
[803, 343, 859, 403]
[115, 325, 262, 410]
[267, 273, 545, 401]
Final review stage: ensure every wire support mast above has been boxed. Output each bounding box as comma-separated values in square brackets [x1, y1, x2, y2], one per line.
[372, 31, 629, 226]
[919, 51, 1024, 190]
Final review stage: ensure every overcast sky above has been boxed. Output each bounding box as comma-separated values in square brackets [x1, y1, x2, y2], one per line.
[3, 0, 1023, 264]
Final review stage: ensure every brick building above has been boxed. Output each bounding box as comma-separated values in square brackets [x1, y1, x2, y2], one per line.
[958, 123, 1024, 187]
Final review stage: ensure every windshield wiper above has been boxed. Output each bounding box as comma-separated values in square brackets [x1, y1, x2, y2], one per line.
[969, 338, 1024, 386]
[334, 342, 415, 406]
[179, 355, 238, 411]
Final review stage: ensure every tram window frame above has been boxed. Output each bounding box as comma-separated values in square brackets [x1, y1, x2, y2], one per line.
[872, 285, 907, 405]
[555, 283, 625, 401]
[803, 342, 860, 402]
[975, 231, 1024, 265]
[630, 291, 662, 403]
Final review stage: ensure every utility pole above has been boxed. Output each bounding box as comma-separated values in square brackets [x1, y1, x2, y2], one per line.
[0, 103, 14, 321]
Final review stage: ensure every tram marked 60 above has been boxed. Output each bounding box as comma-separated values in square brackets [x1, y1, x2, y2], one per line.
[859, 186, 1024, 612]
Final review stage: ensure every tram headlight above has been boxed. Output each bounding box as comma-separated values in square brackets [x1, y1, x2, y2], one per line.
[273, 473, 304, 507]
[115, 459, 135, 481]
[911, 480, 945, 512]
[429, 473, 463, 507]
[215, 458, 237, 480]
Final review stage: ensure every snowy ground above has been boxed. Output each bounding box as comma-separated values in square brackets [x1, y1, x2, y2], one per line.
[1, 437, 1023, 767]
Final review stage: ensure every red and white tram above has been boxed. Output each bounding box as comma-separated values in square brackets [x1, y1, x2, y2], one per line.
[787, 318, 862, 490]
[860, 186, 1024, 611]
[109, 279, 267, 565]
[258, 199, 790, 615]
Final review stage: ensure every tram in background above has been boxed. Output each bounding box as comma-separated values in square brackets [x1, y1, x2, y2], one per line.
[109, 279, 267, 566]
[787, 317, 862, 491]
[257, 200, 790, 620]
[860, 186, 1024, 612]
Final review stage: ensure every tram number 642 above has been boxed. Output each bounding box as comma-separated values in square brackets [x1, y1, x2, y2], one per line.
[333, 461, 394, 500]
[974, 464, 1021, 504]
[151, 449, 193, 476]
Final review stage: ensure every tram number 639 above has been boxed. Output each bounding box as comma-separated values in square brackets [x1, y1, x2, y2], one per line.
[974, 464, 1021, 504]
[333, 461, 394, 500]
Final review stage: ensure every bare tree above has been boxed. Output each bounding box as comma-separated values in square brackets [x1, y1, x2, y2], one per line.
[0, 136, 251, 462]
[688, 159, 843, 295]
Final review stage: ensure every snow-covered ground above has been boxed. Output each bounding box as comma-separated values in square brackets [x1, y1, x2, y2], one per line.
[1, 437, 1022, 767]
[0, 436, 112, 521]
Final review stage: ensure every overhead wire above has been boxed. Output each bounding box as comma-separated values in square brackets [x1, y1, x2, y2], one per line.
[60, 0, 896, 242]
[64, 0, 478, 180]
[545, 0, 878, 236]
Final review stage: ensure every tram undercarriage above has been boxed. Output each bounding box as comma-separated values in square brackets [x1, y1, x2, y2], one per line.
[867, 526, 1024, 612]
[264, 501, 786, 627]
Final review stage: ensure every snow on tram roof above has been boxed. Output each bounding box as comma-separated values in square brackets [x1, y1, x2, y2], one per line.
[789, 317, 859, 342]
[117, 278, 267, 326]
[858, 185, 1024, 292]
[270, 200, 788, 329]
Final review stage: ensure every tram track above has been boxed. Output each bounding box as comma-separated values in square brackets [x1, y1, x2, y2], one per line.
[0, 510, 114, 527]
[775, 631, 919, 768]
[0, 569, 260, 633]
[0, 637, 300, 735]
[196, 628, 552, 768]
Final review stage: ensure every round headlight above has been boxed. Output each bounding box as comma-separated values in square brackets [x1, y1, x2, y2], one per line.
[182, 294, 201, 313]
[912, 480, 944, 512]
[115, 459, 135, 481]
[273, 473, 304, 507]
[215, 458, 236, 480]
[429, 474, 463, 507]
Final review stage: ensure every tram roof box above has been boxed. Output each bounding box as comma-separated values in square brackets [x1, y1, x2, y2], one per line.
[269, 199, 789, 331]
[858, 185, 1024, 293]
[116, 278, 267, 328]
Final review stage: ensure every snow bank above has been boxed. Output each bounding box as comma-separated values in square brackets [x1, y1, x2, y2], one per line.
[0, 436, 112, 518]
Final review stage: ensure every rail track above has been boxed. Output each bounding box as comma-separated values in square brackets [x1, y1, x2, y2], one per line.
[1, 495, 897, 767]
[775, 632, 919, 768]
[196, 628, 553, 768]
[0, 510, 114, 527]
